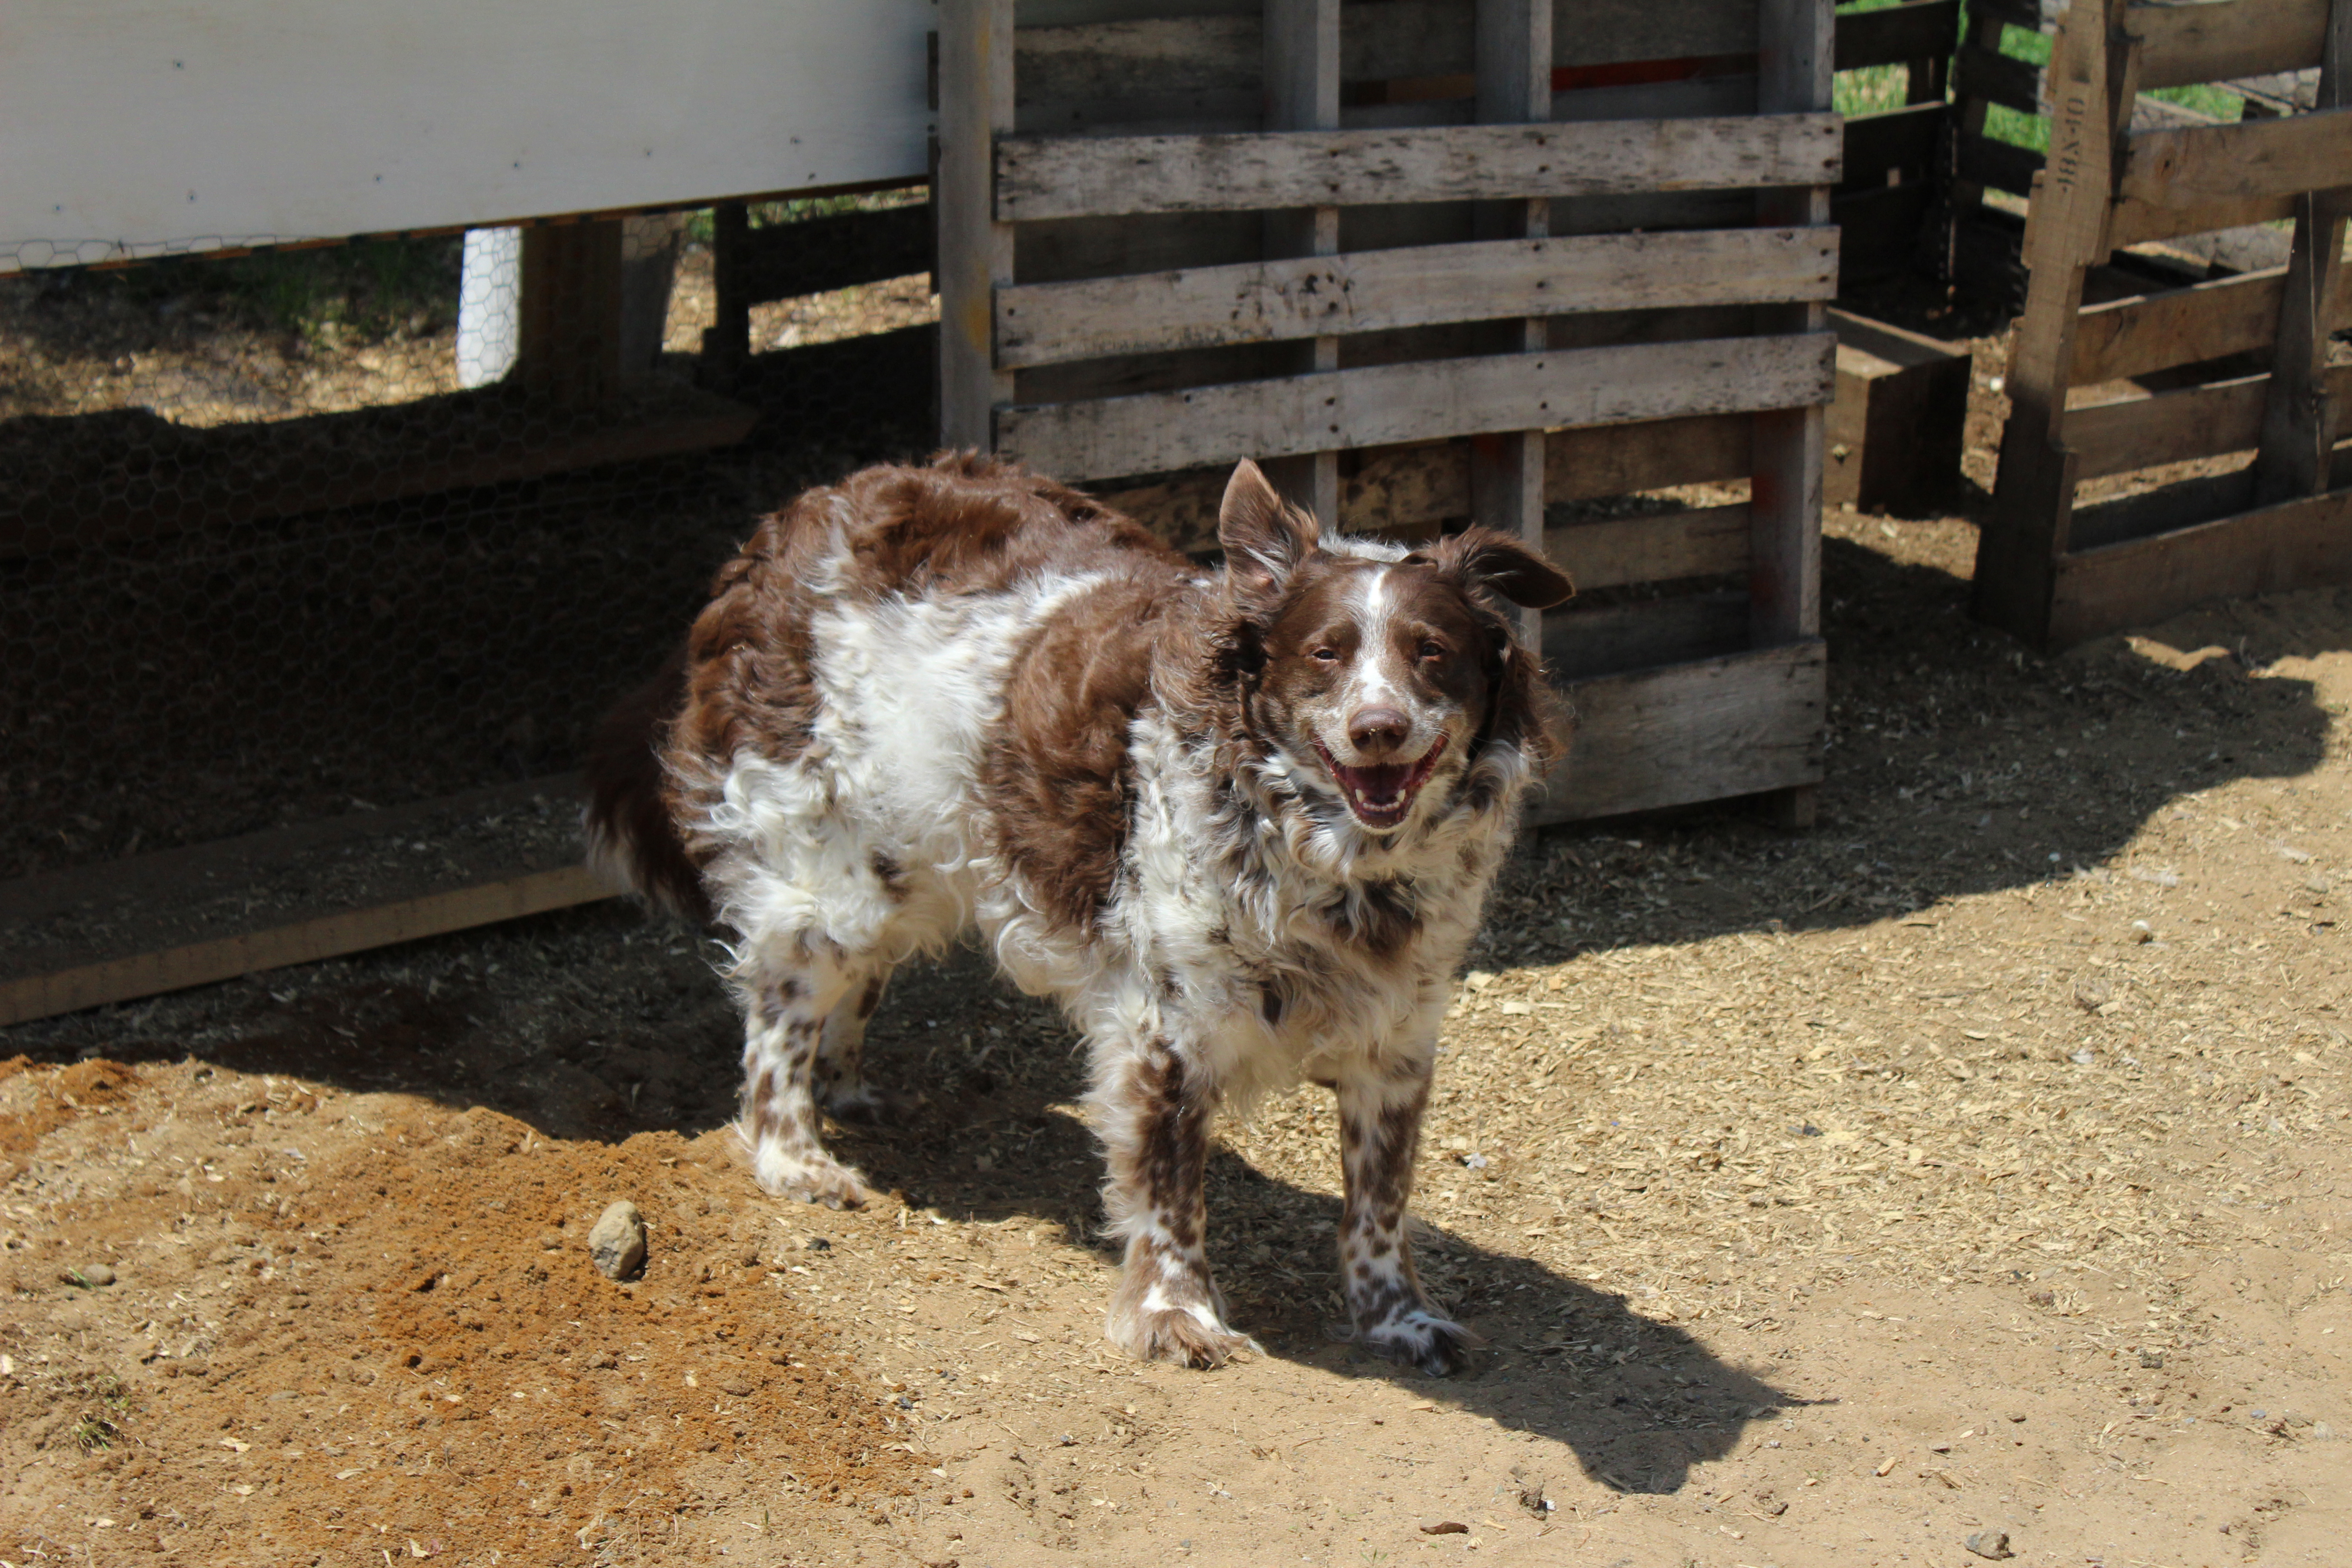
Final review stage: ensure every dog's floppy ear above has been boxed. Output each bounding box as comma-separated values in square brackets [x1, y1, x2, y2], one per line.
[1218, 460, 1321, 593]
[1413, 527, 1575, 610]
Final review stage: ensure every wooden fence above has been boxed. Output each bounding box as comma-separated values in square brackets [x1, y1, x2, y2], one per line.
[938, 0, 1843, 827]
[1974, 0, 2352, 650]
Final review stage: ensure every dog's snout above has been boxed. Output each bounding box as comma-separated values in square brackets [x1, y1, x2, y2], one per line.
[1346, 706, 1411, 755]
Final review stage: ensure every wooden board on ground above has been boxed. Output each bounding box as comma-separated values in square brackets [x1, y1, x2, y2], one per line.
[1826, 309, 1971, 513]
[0, 776, 614, 1027]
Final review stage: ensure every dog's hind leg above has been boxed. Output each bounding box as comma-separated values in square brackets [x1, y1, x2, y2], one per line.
[732, 940, 872, 1210]
[1336, 1057, 1474, 1375]
[1094, 1036, 1254, 1369]
[813, 963, 900, 1122]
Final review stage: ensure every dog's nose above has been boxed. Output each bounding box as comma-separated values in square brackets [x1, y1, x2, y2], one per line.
[1347, 706, 1411, 755]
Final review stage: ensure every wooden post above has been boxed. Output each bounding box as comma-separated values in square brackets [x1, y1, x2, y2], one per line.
[938, 0, 1014, 451]
[515, 219, 626, 407]
[1940, 0, 2026, 290]
[2253, 0, 2350, 506]
[1750, 0, 1835, 830]
[1975, 0, 2134, 648]
[1260, 0, 1341, 525]
[704, 201, 752, 384]
[1472, 0, 1553, 652]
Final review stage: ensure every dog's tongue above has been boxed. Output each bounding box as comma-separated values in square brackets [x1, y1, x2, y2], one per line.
[1334, 762, 1413, 810]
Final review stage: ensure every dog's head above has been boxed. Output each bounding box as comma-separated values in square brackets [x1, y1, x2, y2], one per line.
[1211, 460, 1573, 836]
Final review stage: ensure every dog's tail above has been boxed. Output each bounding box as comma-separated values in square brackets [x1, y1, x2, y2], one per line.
[583, 647, 713, 925]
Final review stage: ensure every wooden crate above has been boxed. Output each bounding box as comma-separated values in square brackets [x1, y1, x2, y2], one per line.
[1975, 0, 2352, 651]
[936, 0, 1842, 827]
[1828, 308, 1972, 513]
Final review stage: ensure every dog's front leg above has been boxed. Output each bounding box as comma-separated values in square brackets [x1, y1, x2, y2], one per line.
[1095, 1038, 1252, 1369]
[1337, 1058, 1474, 1375]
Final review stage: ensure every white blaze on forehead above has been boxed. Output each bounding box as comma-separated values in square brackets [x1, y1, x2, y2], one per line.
[1348, 565, 1409, 710]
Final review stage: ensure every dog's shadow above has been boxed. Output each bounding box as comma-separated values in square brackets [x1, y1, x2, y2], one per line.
[821, 956, 1799, 1497]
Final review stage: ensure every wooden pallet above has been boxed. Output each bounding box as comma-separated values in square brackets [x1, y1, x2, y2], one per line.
[0, 776, 614, 1028]
[1975, 0, 2352, 650]
[1831, 0, 1960, 284]
[937, 0, 1839, 828]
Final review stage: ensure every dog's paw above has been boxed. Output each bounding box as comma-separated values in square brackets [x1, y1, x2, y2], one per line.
[749, 1149, 871, 1211]
[1108, 1303, 1258, 1370]
[1361, 1310, 1480, 1377]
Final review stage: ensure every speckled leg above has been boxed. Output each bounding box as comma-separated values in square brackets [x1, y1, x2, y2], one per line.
[1094, 1038, 1252, 1369]
[1337, 1058, 1471, 1375]
[732, 946, 869, 1209]
[813, 965, 897, 1122]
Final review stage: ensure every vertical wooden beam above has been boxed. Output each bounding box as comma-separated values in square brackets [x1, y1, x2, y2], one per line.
[1975, 0, 2135, 649]
[1261, 0, 1341, 525]
[1472, 0, 1553, 652]
[1750, 0, 1835, 830]
[704, 201, 752, 385]
[939, 0, 1015, 451]
[1941, 1, 2023, 288]
[2253, 0, 2351, 506]
[515, 219, 625, 408]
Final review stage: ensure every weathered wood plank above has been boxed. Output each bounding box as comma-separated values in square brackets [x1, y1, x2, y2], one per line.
[1260, 0, 1343, 527]
[1543, 504, 1750, 592]
[2131, 0, 2332, 91]
[2047, 482, 2352, 647]
[1953, 40, 2047, 114]
[2067, 361, 2352, 478]
[1834, 0, 1961, 72]
[1954, 129, 2044, 196]
[2254, 2, 2351, 505]
[2070, 265, 2293, 385]
[938, 0, 1015, 448]
[994, 113, 1844, 220]
[994, 227, 1837, 367]
[999, 331, 1836, 482]
[1549, 412, 1756, 500]
[2117, 104, 2352, 211]
[1544, 591, 1749, 681]
[1528, 642, 1827, 823]
[0, 865, 610, 1028]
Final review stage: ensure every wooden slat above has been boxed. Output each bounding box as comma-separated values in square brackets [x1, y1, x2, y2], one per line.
[0, 866, 611, 1028]
[1543, 504, 1750, 592]
[1528, 642, 1826, 823]
[2047, 482, 2352, 647]
[1544, 591, 1749, 681]
[1954, 130, 2045, 196]
[1953, 40, 2046, 114]
[1833, 0, 1961, 72]
[1841, 102, 1947, 188]
[998, 330, 1835, 482]
[1968, 0, 2061, 27]
[993, 113, 1844, 220]
[1259, 0, 1343, 527]
[2117, 105, 2352, 211]
[2070, 265, 2290, 385]
[1549, 412, 1756, 500]
[2066, 361, 2352, 478]
[994, 227, 1837, 367]
[2107, 190, 2299, 246]
[2255, 2, 2351, 505]
[2131, 0, 2332, 91]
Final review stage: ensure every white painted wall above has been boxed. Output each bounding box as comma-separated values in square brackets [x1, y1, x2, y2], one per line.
[0, 0, 937, 272]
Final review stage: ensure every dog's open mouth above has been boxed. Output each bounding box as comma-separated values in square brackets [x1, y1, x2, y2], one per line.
[1314, 735, 1448, 830]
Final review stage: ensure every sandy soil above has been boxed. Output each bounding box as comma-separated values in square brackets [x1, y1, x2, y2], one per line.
[5, 496, 2352, 1568]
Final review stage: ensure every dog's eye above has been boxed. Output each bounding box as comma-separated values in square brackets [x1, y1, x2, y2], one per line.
[1418, 640, 1447, 662]
[1312, 647, 1340, 663]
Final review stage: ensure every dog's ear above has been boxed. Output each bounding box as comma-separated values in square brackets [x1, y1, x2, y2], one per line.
[1413, 527, 1574, 610]
[1218, 460, 1321, 593]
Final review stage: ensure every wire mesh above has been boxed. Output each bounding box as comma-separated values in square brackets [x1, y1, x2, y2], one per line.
[0, 193, 936, 883]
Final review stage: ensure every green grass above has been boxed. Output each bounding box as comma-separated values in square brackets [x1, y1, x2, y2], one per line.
[1835, 2, 2247, 153]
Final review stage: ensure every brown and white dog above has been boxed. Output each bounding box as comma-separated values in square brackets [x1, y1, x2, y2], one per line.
[585, 452, 1571, 1374]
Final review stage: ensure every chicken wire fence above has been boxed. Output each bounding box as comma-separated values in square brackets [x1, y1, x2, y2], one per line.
[0, 192, 936, 884]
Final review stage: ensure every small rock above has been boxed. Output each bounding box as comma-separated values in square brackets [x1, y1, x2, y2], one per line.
[2028, 1289, 2056, 1307]
[806, 1235, 832, 1252]
[69, 1263, 116, 1288]
[1964, 1529, 2014, 1560]
[2139, 1350, 2165, 1369]
[588, 1201, 647, 1280]
[1420, 1522, 1470, 1536]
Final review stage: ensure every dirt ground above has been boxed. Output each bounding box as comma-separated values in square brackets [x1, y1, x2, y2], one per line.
[7, 265, 2352, 1566]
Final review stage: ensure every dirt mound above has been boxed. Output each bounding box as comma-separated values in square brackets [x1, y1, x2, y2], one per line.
[0, 1065, 912, 1563]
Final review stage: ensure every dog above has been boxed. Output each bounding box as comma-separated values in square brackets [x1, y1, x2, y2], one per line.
[584, 452, 1572, 1373]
